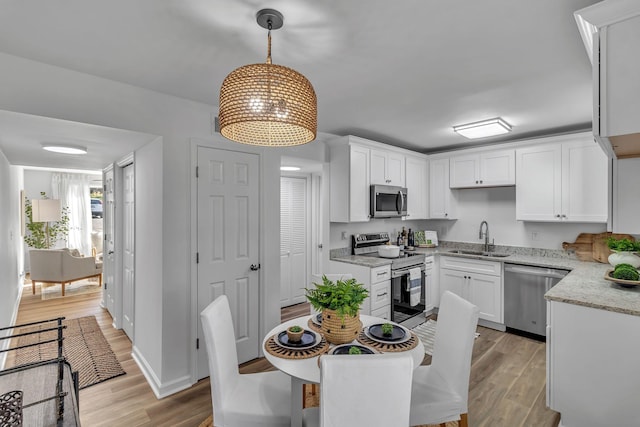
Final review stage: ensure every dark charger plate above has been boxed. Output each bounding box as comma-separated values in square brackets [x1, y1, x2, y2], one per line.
[330, 344, 376, 355]
[277, 330, 317, 349]
[368, 324, 406, 342]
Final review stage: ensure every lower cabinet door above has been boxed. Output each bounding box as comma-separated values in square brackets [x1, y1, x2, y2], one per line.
[468, 273, 502, 323]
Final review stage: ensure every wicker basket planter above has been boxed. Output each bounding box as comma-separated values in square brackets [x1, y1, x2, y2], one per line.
[321, 309, 362, 345]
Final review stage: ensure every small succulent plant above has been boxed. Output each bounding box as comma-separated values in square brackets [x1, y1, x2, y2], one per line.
[348, 346, 362, 355]
[381, 323, 394, 336]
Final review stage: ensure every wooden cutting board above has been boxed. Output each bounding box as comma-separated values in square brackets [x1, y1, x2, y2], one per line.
[562, 233, 595, 262]
[592, 232, 636, 263]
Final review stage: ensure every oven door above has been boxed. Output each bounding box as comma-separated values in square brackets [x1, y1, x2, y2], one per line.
[391, 266, 425, 323]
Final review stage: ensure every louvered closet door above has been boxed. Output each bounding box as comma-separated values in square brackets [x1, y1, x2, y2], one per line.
[280, 176, 307, 307]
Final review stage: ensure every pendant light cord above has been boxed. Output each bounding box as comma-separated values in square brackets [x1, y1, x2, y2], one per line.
[266, 20, 272, 64]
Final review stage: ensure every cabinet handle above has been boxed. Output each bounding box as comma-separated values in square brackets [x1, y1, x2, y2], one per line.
[562, 214, 567, 218]
[480, 180, 483, 184]
[377, 292, 388, 297]
[377, 272, 387, 276]
[475, 180, 479, 184]
[555, 214, 561, 218]
[445, 213, 448, 217]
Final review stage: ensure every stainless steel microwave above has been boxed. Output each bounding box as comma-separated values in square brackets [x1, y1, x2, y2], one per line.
[370, 185, 408, 218]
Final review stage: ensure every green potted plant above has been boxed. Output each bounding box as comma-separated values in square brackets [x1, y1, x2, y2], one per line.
[24, 192, 70, 249]
[286, 325, 304, 343]
[348, 346, 362, 355]
[381, 322, 394, 337]
[607, 237, 640, 268]
[305, 275, 368, 344]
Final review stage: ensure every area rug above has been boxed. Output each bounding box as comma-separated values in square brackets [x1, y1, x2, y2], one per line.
[411, 319, 480, 355]
[12, 315, 125, 389]
[39, 279, 102, 300]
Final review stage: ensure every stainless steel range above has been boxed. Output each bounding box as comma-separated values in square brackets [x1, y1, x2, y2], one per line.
[352, 233, 426, 323]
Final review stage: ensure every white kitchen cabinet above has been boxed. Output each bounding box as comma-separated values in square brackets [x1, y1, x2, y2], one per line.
[613, 158, 640, 234]
[429, 158, 457, 219]
[370, 148, 405, 186]
[405, 155, 428, 219]
[575, 2, 640, 158]
[328, 261, 391, 317]
[329, 137, 370, 222]
[449, 149, 515, 188]
[516, 133, 608, 223]
[439, 256, 502, 325]
[547, 300, 640, 427]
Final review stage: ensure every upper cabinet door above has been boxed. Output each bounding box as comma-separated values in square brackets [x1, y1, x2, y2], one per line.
[450, 149, 515, 188]
[370, 149, 388, 185]
[516, 134, 608, 223]
[405, 155, 428, 220]
[369, 148, 406, 186]
[480, 149, 515, 186]
[449, 154, 478, 188]
[329, 138, 370, 223]
[516, 144, 562, 221]
[386, 152, 406, 186]
[429, 158, 456, 219]
[561, 141, 608, 223]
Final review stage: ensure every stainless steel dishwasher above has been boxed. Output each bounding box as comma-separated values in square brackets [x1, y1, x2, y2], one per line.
[504, 263, 570, 338]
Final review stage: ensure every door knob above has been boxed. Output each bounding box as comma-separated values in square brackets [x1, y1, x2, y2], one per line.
[250, 264, 261, 271]
[108, 251, 114, 255]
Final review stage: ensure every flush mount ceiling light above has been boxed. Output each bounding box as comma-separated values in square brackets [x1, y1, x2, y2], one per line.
[280, 166, 301, 171]
[218, 9, 317, 146]
[41, 143, 88, 155]
[453, 117, 512, 139]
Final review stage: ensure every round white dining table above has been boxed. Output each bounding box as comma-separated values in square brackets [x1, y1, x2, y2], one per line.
[262, 314, 425, 427]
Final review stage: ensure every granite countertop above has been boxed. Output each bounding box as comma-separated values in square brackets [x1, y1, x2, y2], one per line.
[331, 242, 640, 317]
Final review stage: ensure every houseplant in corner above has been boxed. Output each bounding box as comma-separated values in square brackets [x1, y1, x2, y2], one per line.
[305, 275, 368, 344]
[607, 237, 640, 268]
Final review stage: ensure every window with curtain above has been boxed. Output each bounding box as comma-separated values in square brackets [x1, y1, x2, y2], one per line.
[52, 173, 93, 256]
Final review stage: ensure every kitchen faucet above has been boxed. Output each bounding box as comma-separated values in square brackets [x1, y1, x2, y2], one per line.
[479, 220, 491, 252]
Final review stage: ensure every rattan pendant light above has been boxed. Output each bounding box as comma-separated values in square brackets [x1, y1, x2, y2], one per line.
[218, 9, 317, 146]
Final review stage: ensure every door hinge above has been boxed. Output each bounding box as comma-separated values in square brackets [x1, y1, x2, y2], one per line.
[196, 166, 199, 178]
[196, 252, 199, 263]
[103, 184, 106, 191]
[104, 282, 107, 290]
[196, 338, 200, 350]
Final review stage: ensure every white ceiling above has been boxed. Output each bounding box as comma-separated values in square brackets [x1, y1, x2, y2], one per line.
[0, 0, 598, 170]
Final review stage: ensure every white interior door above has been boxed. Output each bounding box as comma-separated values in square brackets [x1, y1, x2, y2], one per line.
[280, 176, 307, 307]
[103, 167, 116, 316]
[197, 147, 260, 378]
[122, 164, 135, 339]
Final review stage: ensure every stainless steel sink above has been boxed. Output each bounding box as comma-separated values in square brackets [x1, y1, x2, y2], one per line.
[482, 253, 510, 258]
[447, 249, 510, 258]
[447, 249, 483, 255]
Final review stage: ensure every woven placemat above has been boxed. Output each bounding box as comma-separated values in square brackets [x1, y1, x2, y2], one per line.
[307, 318, 323, 334]
[356, 330, 419, 352]
[264, 334, 329, 360]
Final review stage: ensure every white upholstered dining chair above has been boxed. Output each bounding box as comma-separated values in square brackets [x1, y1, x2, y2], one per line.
[200, 295, 292, 427]
[409, 291, 480, 427]
[303, 353, 414, 427]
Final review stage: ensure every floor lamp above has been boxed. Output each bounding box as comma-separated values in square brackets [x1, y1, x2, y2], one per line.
[31, 199, 61, 248]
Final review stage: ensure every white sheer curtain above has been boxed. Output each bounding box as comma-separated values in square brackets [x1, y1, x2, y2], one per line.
[52, 173, 92, 256]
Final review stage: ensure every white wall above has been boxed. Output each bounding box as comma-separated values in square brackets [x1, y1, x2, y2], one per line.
[0, 51, 283, 395]
[434, 186, 607, 249]
[330, 186, 608, 251]
[0, 149, 23, 367]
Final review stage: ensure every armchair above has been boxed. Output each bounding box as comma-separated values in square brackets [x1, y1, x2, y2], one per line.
[29, 248, 103, 296]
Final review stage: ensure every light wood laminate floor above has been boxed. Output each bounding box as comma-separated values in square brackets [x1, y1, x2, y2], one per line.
[12, 286, 559, 426]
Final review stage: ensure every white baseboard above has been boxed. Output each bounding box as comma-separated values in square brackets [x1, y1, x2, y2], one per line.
[0, 280, 25, 370]
[131, 345, 193, 399]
